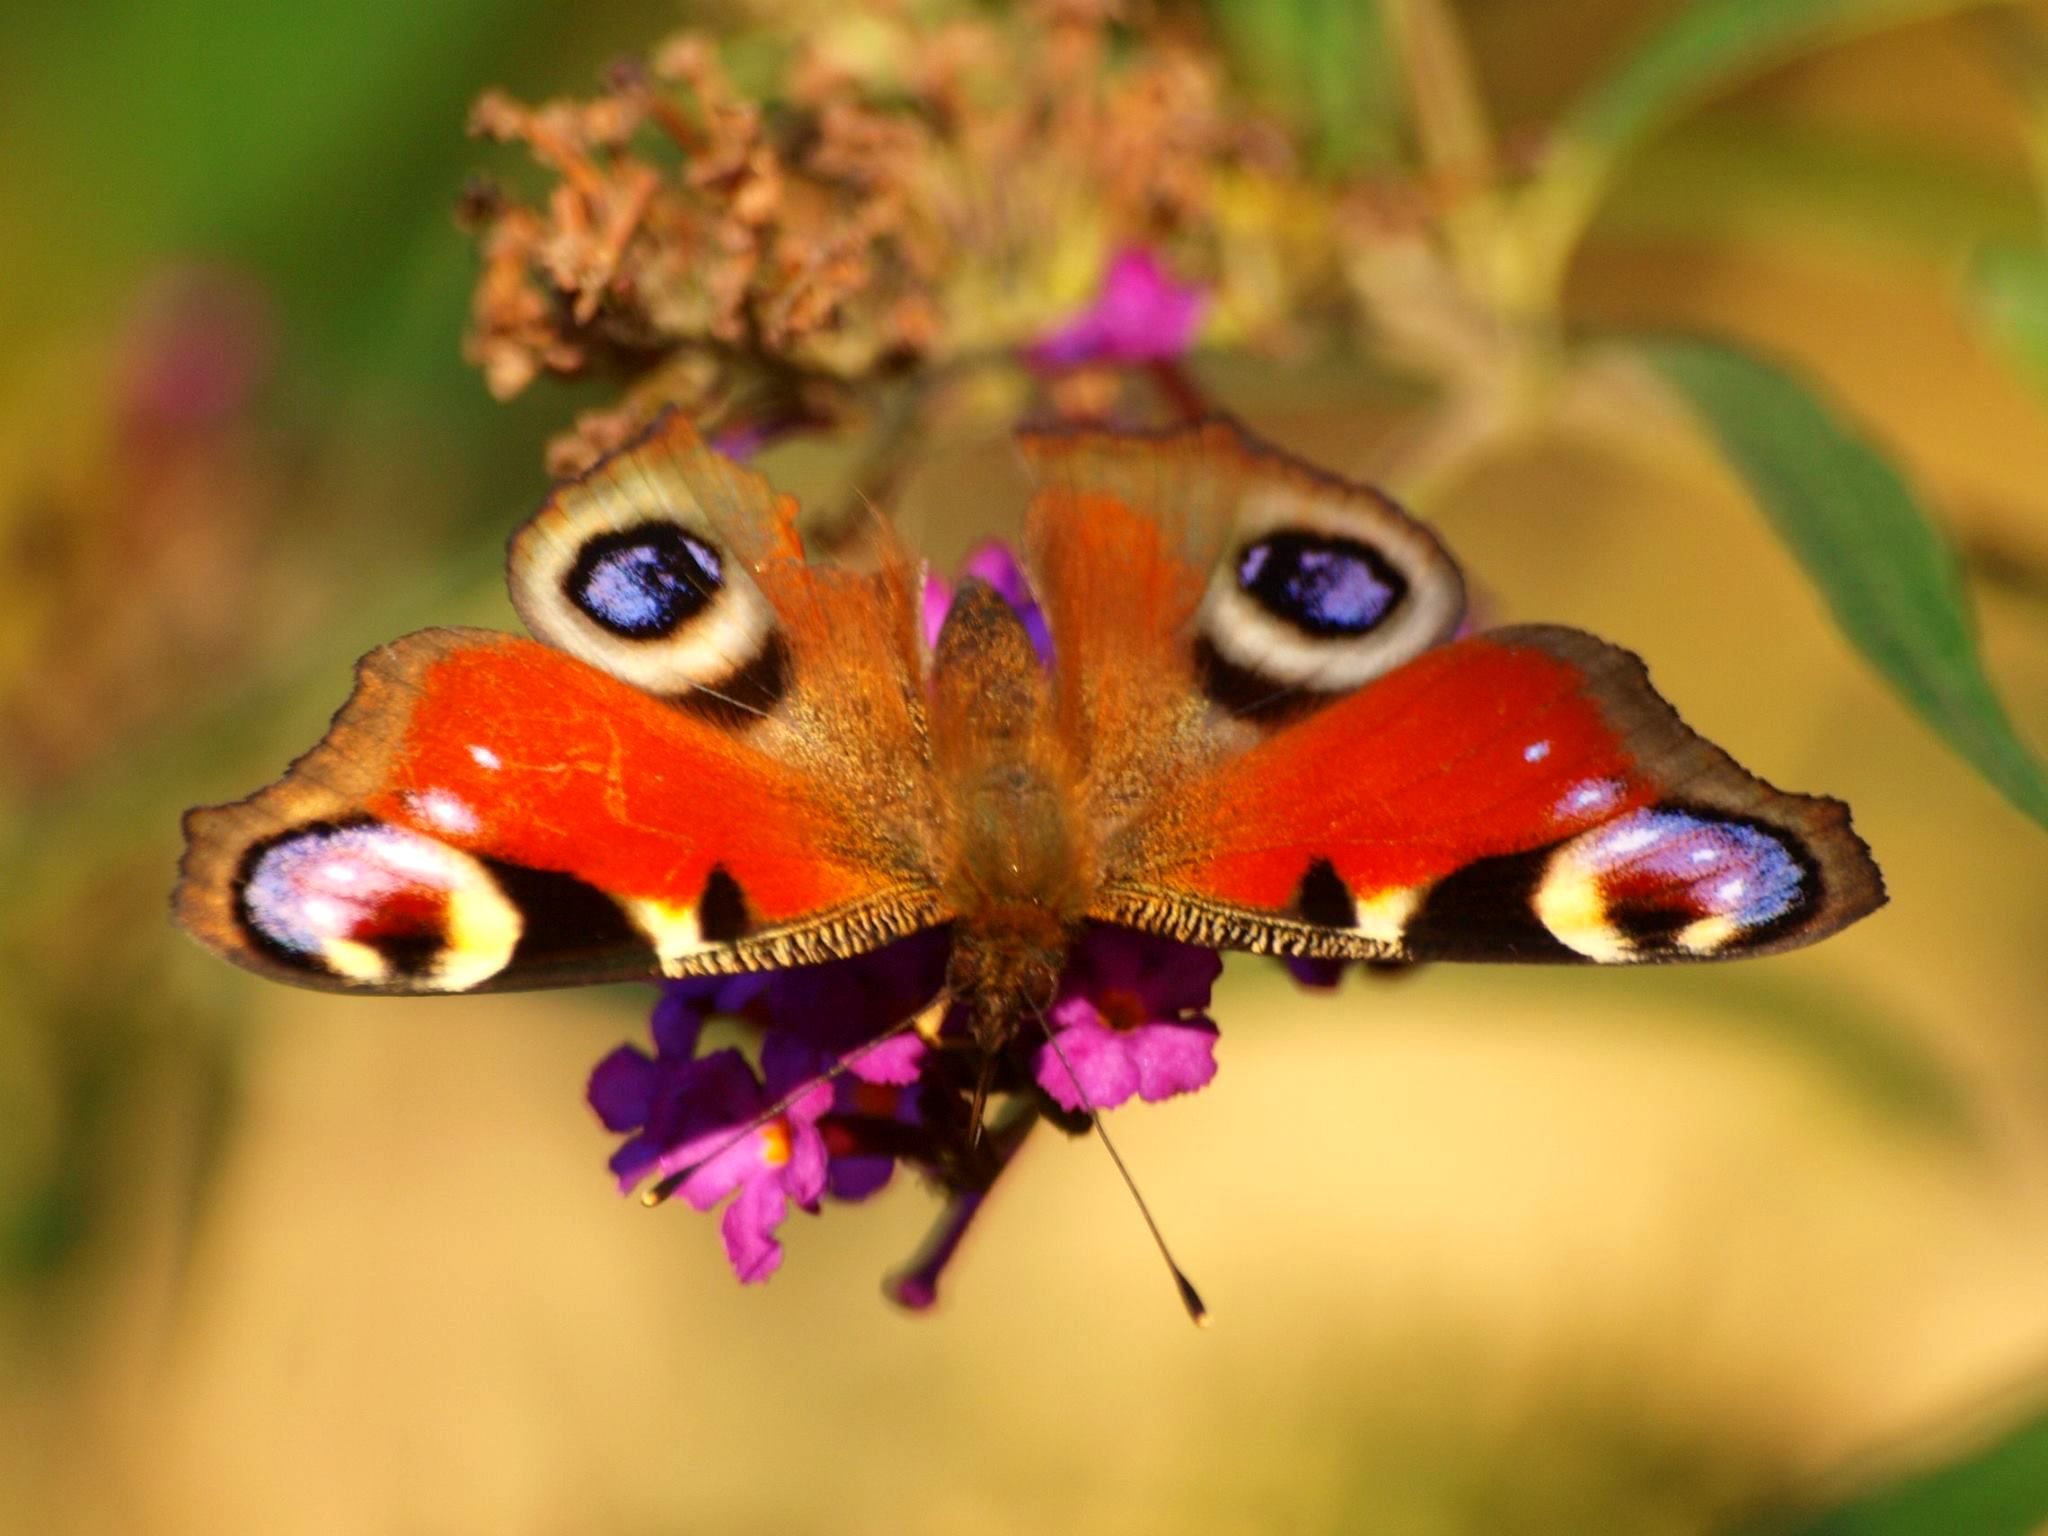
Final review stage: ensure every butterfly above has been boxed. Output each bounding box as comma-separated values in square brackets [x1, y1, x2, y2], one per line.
[176, 412, 1885, 1054]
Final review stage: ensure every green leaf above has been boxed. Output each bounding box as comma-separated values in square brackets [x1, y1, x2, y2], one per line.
[1632, 333, 2048, 828]
[1740, 1398, 2048, 1534]
[1601, 119, 2041, 265]
[1510, 0, 2018, 315]
[1967, 242, 2048, 394]
[1561, 0, 2017, 164]
[1204, 0, 1404, 173]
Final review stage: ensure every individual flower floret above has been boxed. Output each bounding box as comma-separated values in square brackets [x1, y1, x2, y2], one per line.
[1034, 924, 1222, 1112]
[1027, 247, 1208, 369]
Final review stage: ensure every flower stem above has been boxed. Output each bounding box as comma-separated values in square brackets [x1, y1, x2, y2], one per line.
[885, 1098, 1037, 1312]
[1147, 359, 1212, 425]
[1383, 0, 1510, 302]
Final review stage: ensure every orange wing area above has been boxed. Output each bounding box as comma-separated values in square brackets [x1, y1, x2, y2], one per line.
[1024, 484, 1208, 824]
[1152, 635, 1649, 901]
[1019, 418, 1468, 817]
[177, 628, 944, 994]
[1095, 627, 1884, 964]
[376, 634, 885, 918]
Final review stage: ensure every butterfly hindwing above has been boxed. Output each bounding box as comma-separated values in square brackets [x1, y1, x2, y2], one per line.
[1019, 417, 1466, 835]
[1021, 417, 1883, 965]
[177, 415, 947, 994]
[1019, 420, 1464, 718]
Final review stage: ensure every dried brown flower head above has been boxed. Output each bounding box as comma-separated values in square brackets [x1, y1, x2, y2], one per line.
[459, 5, 1333, 457]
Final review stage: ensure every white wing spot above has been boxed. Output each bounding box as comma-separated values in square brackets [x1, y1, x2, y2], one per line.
[408, 788, 481, 837]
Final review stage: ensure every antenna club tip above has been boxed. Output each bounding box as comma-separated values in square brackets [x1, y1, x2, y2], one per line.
[1174, 1272, 1210, 1326]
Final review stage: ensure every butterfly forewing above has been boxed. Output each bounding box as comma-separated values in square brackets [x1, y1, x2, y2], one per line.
[179, 408, 1883, 999]
[178, 414, 948, 995]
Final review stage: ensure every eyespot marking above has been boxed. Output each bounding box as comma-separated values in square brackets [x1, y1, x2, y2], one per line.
[1193, 481, 1462, 706]
[235, 819, 520, 990]
[1536, 807, 1817, 960]
[566, 522, 724, 640]
[1235, 531, 1407, 637]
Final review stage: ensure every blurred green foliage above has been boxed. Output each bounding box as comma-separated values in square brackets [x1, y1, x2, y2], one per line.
[1742, 1393, 2048, 1533]
[1969, 243, 2048, 389]
[1638, 333, 2048, 825]
[1206, 0, 1405, 171]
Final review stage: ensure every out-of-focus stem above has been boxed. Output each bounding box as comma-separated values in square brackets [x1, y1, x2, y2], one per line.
[1372, 382, 1519, 510]
[1382, 0, 1516, 313]
[885, 1099, 1037, 1312]
[1983, 9, 2048, 239]
[800, 373, 930, 558]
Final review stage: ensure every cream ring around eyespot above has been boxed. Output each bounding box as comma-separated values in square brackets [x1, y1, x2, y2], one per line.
[1230, 484, 1461, 591]
[525, 571, 777, 696]
[1197, 566, 1462, 691]
[511, 520, 780, 696]
[1530, 858, 1632, 963]
[1194, 482, 1464, 691]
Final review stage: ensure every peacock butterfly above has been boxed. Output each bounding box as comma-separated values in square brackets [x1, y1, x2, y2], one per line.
[177, 412, 1886, 1060]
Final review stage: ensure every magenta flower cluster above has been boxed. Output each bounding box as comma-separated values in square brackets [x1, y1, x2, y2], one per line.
[1028, 247, 1207, 368]
[586, 905, 1225, 1300]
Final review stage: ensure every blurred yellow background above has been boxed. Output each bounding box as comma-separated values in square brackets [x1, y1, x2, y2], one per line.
[3, 3, 2047, 1533]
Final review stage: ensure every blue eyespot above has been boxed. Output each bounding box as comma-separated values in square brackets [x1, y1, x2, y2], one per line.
[1235, 532, 1405, 637]
[1580, 809, 1808, 933]
[567, 523, 723, 640]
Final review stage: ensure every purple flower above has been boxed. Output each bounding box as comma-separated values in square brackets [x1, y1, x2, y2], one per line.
[587, 935, 966, 1284]
[652, 1048, 832, 1283]
[1034, 926, 1222, 1113]
[1028, 247, 1207, 369]
[587, 976, 761, 1190]
[922, 541, 1053, 663]
[1283, 956, 1349, 990]
[587, 980, 838, 1282]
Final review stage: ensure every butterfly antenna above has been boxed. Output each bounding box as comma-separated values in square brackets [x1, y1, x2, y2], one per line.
[641, 992, 948, 1207]
[966, 1051, 996, 1150]
[1028, 998, 1209, 1326]
[684, 680, 771, 720]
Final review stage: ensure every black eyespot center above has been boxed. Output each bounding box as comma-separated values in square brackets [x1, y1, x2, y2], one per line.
[1235, 530, 1407, 638]
[566, 522, 724, 640]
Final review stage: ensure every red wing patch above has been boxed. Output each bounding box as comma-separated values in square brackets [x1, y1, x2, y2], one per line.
[375, 635, 879, 920]
[1094, 626, 1884, 964]
[177, 628, 944, 994]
